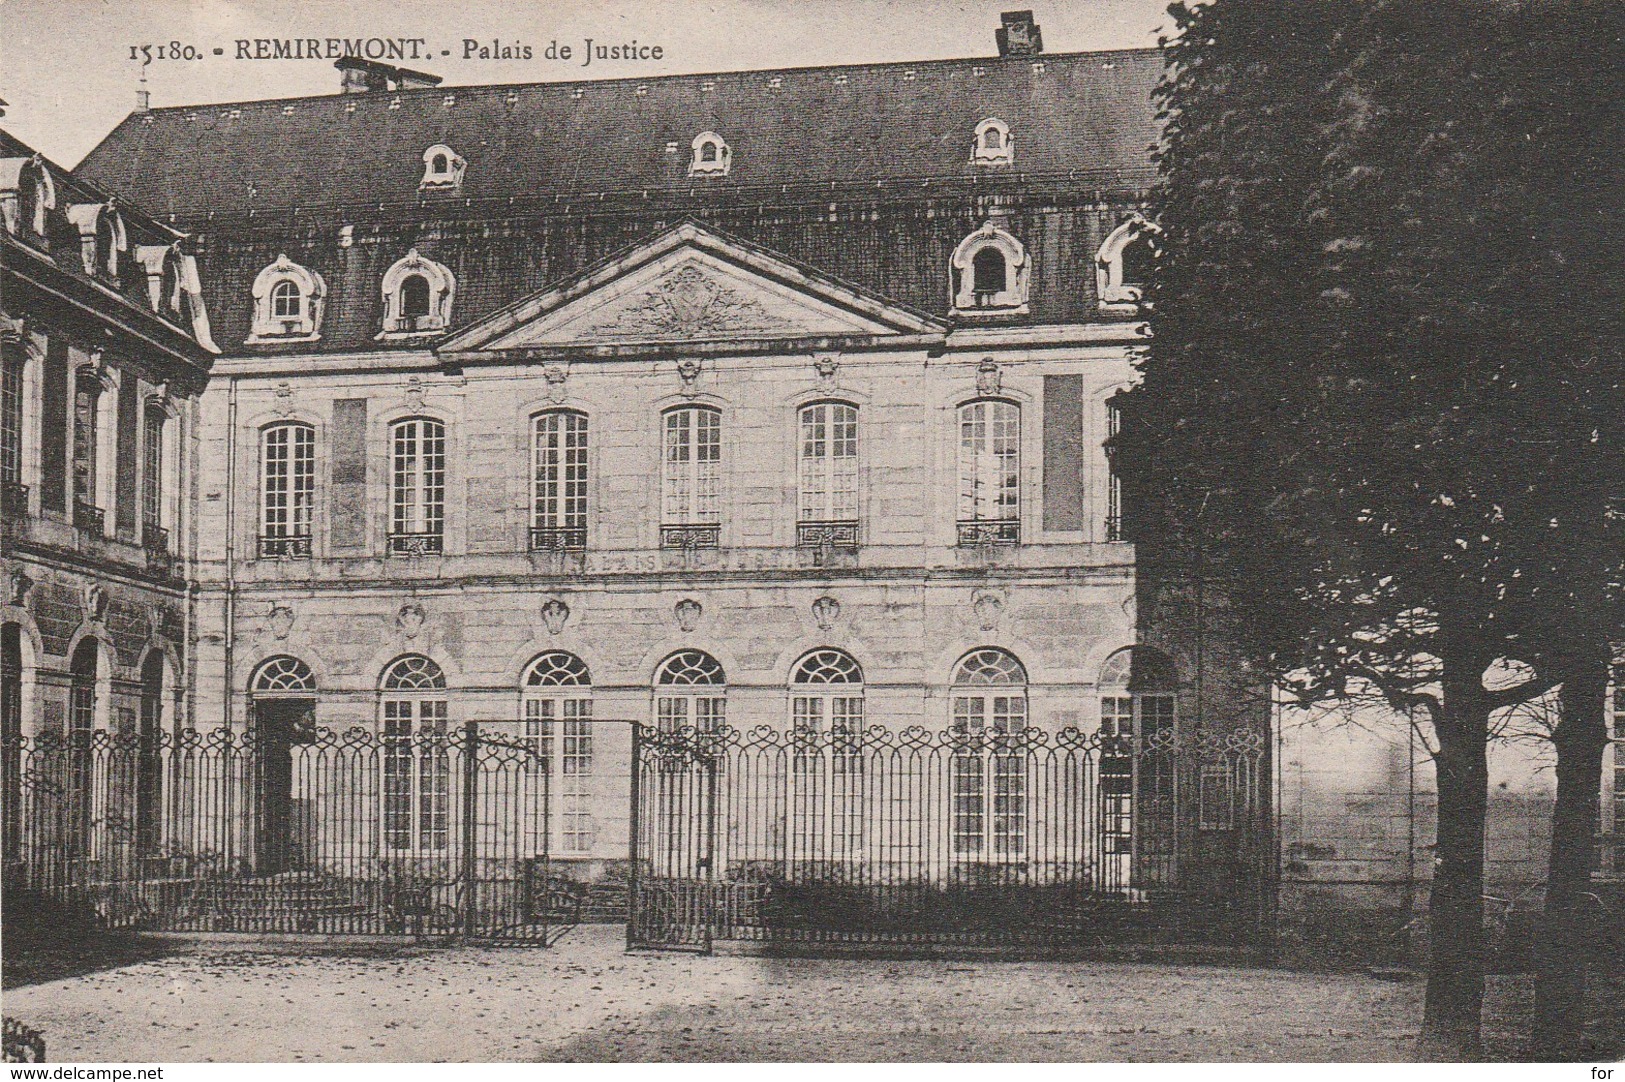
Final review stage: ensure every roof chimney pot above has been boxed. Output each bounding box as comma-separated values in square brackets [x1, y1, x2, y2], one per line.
[997, 11, 1044, 57]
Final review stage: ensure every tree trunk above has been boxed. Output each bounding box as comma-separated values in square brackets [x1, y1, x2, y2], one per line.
[1532, 644, 1611, 1060]
[1419, 643, 1491, 1060]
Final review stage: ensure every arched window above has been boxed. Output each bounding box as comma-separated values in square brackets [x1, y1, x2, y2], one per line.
[972, 248, 1007, 295]
[531, 411, 588, 552]
[972, 118, 1013, 165]
[1096, 216, 1159, 309]
[951, 222, 1030, 314]
[67, 203, 127, 281]
[380, 655, 448, 852]
[789, 649, 865, 858]
[400, 275, 431, 318]
[1099, 647, 1178, 863]
[67, 638, 100, 859]
[252, 656, 317, 694]
[390, 418, 445, 556]
[259, 423, 314, 558]
[689, 132, 731, 177]
[2, 155, 56, 240]
[949, 647, 1028, 861]
[655, 650, 726, 733]
[957, 399, 1020, 545]
[661, 406, 721, 549]
[271, 280, 301, 318]
[522, 651, 594, 854]
[379, 250, 455, 336]
[2, 623, 23, 862]
[249, 255, 326, 342]
[419, 144, 466, 191]
[797, 402, 858, 548]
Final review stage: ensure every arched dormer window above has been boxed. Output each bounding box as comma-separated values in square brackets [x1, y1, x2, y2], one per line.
[689, 132, 731, 177]
[972, 118, 1013, 166]
[419, 144, 466, 191]
[951, 221, 1030, 315]
[248, 255, 326, 343]
[1096, 215, 1159, 309]
[66, 202, 127, 282]
[135, 243, 188, 317]
[0, 154, 56, 241]
[379, 249, 455, 337]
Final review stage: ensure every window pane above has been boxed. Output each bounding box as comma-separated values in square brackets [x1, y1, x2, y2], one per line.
[0, 353, 22, 486]
[533, 412, 588, 531]
[663, 408, 720, 525]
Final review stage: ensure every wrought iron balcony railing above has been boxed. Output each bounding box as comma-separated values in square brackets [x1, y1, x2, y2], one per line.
[660, 523, 720, 550]
[142, 521, 170, 554]
[1104, 515, 1124, 543]
[258, 534, 313, 559]
[529, 526, 587, 552]
[956, 519, 1020, 546]
[389, 532, 444, 557]
[73, 500, 105, 535]
[797, 520, 860, 549]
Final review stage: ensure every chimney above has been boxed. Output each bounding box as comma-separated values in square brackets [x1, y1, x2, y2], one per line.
[335, 56, 443, 94]
[136, 72, 150, 113]
[996, 10, 1044, 57]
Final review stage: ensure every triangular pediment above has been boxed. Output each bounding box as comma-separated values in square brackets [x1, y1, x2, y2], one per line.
[438, 222, 946, 356]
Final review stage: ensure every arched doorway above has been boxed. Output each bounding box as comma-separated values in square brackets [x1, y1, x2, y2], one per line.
[1, 623, 23, 877]
[249, 656, 316, 873]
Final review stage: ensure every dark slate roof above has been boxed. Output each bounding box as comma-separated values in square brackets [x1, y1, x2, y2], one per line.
[76, 49, 1161, 218]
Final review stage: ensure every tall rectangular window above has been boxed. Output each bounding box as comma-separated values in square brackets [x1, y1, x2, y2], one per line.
[531, 411, 587, 551]
[1105, 401, 1123, 542]
[0, 350, 22, 490]
[957, 399, 1020, 545]
[72, 374, 99, 512]
[661, 406, 720, 548]
[259, 423, 314, 558]
[142, 411, 165, 535]
[382, 698, 448, 851]
[390, 418, 444, 556]
[797, 402, 859, 548]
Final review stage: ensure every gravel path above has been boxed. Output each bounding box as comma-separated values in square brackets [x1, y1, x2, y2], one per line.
[0, 926, 1484, 1061]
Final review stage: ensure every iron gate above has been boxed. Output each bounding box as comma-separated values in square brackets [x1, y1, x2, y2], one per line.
[628, 722, 1272, 952]
[0, 722, 583, 942]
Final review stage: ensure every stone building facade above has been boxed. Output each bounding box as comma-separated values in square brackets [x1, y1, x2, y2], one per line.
[0, 128, 217, 869]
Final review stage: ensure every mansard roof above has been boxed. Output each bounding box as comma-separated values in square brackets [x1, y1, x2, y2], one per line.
[76, 48, 1161, 219]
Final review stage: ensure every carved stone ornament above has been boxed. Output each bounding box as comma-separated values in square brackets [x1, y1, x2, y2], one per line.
[971, 588, 1004, 632]
[814, 354, 840, 391]
[404, 375, 426, 412]
[146, 603, 166, 641]
[268, 604, 295, 641]
[82, 582, 108, 623]
[274, 381, 295, 417]
[674, 597, 702, 633]
[975, 358, 1002, 397]
[584, 264, 796, 342]
[396, 602, 427, 639]
[9, 567, 33, 605]
[543, 364, 568, 404]
[0, 312, 24, 343]
[676, 358, 702, 396]
[541, 597, 570, 636]
[812, 595, 841, 632]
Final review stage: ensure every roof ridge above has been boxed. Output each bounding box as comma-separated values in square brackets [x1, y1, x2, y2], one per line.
[121, 46, 1164, 118]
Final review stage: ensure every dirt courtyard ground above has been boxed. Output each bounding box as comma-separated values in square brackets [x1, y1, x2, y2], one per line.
[0, 926, 1603, 1062]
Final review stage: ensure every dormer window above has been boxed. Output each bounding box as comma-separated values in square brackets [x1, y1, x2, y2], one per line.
[972, 118, 1013, 166]
[419, 144, 465, 191]
[66, 202, 127, 281]
[1097, 215, 1159, 310]
[689, 132, 731, 177]
[379, 249, 455, 337]
[0, 154, 55, 242]
[248, 254, 326, 343]
[951, 221, 1030, 315]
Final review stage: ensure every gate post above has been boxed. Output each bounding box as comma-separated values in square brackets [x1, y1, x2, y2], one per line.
[626, 722, 642, 950]
[461, 720, 479, 939]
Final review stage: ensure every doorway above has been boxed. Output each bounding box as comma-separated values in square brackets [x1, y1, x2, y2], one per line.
[253, 697, 314, 874]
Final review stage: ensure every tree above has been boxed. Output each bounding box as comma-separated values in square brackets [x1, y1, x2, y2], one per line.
[1120, 0, 1622, 1058]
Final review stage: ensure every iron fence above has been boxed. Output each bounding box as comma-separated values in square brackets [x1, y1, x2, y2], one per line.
[629, 722, 1273, 952]
[0, 723, 581, 942]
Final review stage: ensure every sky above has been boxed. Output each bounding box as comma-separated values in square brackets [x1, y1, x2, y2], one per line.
[0, 0, 1174, 166]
